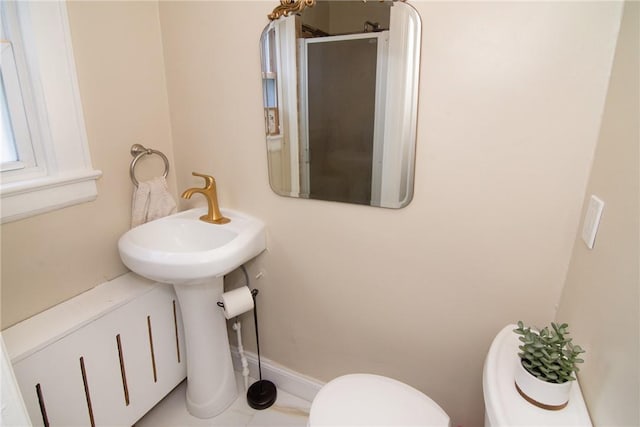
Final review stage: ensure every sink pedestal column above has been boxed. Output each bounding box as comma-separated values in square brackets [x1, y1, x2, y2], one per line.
[173, 277, 237, 418]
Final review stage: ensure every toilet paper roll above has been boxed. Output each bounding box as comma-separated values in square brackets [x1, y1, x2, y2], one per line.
[221, 286, 254, 319]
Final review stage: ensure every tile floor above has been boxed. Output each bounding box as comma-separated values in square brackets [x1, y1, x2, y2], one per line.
[135, 373, 311, 427]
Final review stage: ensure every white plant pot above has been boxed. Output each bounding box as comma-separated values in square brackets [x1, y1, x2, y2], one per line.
[514, 359, 572, 410]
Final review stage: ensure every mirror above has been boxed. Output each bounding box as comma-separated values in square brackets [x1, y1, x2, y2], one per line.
[260, 0, 421, 208]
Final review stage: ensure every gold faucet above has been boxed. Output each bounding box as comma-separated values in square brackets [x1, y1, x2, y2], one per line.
[181, 172, 230, 224]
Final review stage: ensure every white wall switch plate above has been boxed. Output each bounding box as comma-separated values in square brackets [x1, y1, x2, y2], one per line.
[581, 195, 605, 249]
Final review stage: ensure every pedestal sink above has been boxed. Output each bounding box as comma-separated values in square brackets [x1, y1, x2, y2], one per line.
[118, 208, 266, 418]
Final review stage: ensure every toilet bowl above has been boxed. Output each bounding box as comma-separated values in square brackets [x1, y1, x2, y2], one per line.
[308, 374, 450, 426]
[483, 324, 592, 426]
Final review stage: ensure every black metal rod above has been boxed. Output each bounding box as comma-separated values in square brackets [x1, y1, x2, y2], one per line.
[251, 289, 262, 382]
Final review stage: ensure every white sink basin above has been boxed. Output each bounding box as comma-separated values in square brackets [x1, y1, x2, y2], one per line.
[118, 208, 266, 285]
[118, 207, 266, 418]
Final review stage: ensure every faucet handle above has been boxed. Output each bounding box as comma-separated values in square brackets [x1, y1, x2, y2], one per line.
[191, 172, 215, 189]
[187, 172, 229, 224]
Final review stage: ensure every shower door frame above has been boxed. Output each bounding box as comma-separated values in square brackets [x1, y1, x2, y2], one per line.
[298, 31, 389, 202]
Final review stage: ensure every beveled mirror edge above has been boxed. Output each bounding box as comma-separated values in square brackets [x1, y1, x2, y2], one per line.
[379, 0, 422, 210]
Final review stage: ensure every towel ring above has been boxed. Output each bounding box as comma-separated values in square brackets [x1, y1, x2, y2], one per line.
[129, 143, 170, 187]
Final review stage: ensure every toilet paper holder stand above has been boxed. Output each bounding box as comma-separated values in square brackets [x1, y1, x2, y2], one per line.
[216, 288, 277, 410]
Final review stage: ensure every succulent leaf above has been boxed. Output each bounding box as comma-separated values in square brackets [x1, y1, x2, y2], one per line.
[514, 320, 585, 384]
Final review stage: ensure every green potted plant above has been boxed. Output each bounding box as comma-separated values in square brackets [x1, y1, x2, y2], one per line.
[513, 321, 585, 410]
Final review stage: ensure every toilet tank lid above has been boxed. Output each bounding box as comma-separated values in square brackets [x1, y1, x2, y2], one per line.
[309, 374, 450, 427]
[482, 324, 592, 426]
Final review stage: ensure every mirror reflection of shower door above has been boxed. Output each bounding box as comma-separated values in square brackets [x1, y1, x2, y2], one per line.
[300, 32, 388, 205]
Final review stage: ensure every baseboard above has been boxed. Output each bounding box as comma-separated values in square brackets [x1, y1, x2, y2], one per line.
[230, 346, 324, 402]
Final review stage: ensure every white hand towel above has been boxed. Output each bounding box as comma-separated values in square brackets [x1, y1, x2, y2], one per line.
[131, 176, 177, 228]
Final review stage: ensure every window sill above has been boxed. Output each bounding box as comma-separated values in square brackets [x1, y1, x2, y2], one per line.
[1, 169, 102, 223]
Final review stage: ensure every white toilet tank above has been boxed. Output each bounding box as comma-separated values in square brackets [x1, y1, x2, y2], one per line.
[483, 324, 592, 426]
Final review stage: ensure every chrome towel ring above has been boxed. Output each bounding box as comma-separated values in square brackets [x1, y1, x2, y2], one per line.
[129, 143, 169, 187]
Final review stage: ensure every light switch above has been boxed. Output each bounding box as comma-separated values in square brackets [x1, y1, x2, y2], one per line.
[581, 195, 605, 249]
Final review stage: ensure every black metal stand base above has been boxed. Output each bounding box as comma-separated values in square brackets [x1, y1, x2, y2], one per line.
[245, 289, 277, 410]
[247, 379, 277, 410]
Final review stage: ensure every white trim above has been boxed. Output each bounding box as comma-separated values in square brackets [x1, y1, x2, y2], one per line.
[230, 346, 324, 402]
[0, 161, 26, 173]
[276, 17, 301, 196]
[0, 1, 102, 223]
[297, 38, 310, 198]
[370, 31, 389, 206]
[1, 170, 102, 223]
[0, 336, 32, 426]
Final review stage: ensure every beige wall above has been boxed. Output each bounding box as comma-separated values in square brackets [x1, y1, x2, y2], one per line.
[556, 2, 640, 426]
[0, 1, 176, 327]
[159, 2, 621, 425]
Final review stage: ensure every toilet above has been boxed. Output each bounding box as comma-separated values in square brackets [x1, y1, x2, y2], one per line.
[483, 324, 592, 426]
[308, 373, 450, 426]
[309, 324, 593, 426]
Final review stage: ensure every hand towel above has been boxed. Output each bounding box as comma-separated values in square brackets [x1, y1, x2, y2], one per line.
[131, 176, 177, 228]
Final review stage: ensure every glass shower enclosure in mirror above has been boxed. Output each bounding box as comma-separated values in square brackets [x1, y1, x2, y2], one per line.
[260, 0, 421, 208]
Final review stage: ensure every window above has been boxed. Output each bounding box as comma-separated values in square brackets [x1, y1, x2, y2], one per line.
[1, 7, 40, 177]
[1, 72, 19, 165]
[0, 1, 101, 223]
